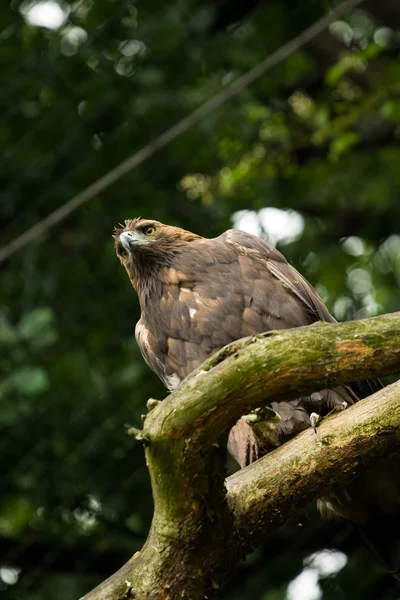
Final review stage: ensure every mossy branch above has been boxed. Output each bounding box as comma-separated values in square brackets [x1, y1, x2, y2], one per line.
[227, 381, 400, 545]
[82, 312, 400, 600]
[145, 312, 400, 442]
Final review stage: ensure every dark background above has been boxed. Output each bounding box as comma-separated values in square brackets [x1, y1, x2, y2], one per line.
[1, 0, 400, 598]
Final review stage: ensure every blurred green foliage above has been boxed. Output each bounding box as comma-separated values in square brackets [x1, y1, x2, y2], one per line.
[0, 0, 399, 598]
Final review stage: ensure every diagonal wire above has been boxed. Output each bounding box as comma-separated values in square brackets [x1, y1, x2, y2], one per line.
[0, 0, 365, 265]
[3, 0, 292, 245]
[1, 0, 321, 242]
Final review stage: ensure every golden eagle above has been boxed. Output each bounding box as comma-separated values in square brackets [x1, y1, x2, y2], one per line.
[114, 217, 399, 579]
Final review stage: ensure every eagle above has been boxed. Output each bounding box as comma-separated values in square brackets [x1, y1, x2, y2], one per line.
[114, 217, 400, 579]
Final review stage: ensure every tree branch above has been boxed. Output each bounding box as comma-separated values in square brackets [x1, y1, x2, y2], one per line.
[227, 381, 400, 546]
[82, 312, 400, 600]
[145, 312, 400, 442]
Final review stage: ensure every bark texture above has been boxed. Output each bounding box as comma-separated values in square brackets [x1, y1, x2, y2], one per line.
[82, 312, 400, 600]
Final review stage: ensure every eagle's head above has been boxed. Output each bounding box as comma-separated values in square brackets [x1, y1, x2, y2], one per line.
[113, 218, 201, 289]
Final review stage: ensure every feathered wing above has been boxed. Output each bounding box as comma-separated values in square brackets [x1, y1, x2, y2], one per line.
[223, 230, 400, 579]
[135, 227, 381, 452]
[221, 229, 381, 464]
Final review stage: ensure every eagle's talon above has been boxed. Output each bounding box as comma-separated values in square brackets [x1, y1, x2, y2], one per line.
[310, 412, 321, 433]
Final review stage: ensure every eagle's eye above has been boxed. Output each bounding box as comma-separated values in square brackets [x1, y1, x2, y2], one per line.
[144, 225, 156, 236]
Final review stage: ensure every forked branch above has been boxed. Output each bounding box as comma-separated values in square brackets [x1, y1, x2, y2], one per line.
[83, 312, 400, 600]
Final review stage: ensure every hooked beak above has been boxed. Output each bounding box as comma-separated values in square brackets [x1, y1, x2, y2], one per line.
[119, 231, 143, 252]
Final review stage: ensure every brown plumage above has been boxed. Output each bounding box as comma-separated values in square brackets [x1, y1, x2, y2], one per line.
[114, 218, 399, 578]
[114, 218, 375, 460]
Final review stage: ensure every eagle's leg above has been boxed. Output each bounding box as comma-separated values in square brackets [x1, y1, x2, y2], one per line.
[310, 401, 348, 433]
[310, 412, 321, 433]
